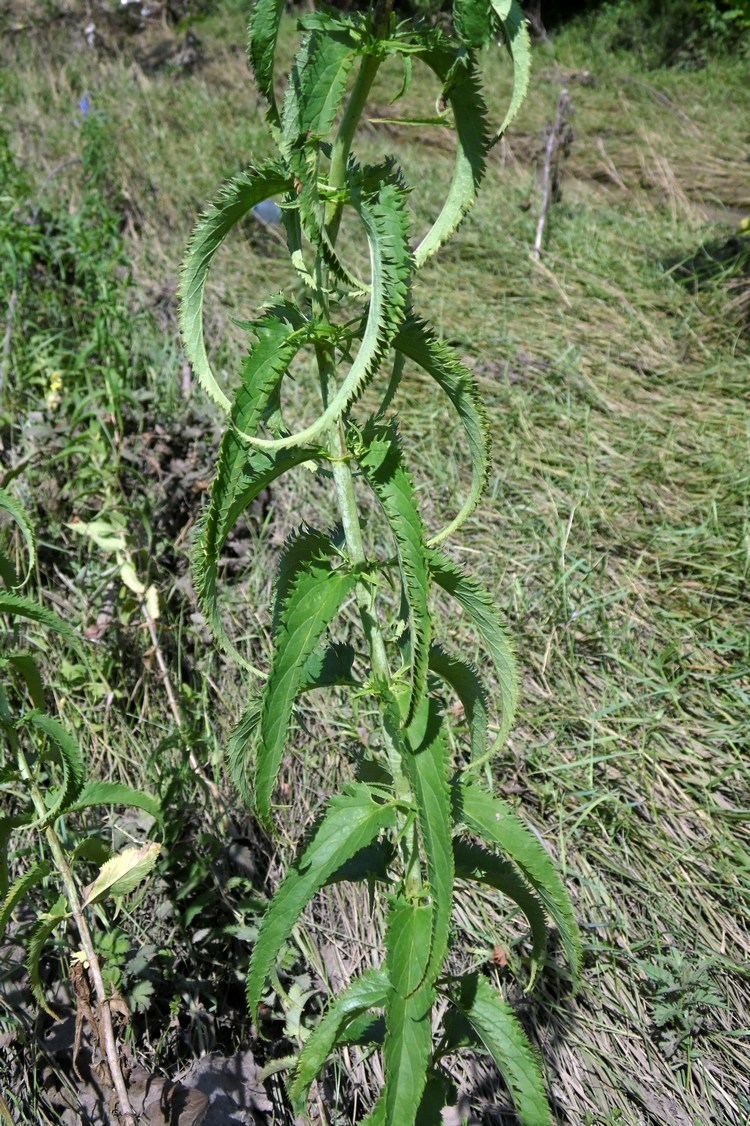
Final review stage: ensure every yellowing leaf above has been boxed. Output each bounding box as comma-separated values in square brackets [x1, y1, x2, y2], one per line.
[67, 516, 128, 554]
[145, 585, 160, 620]
[119, 561, 146, 596]
[83, 843, 161, 907]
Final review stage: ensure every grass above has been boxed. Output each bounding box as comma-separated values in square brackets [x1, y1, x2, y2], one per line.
[1, 3, 749, 1124]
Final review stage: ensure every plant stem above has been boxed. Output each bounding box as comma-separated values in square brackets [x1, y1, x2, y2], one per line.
[16, 748, 137, 1126]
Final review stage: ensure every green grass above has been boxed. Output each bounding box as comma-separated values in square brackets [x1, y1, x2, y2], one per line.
[1, 4, 749, 1124]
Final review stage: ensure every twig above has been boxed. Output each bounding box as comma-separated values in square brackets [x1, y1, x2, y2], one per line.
[532, 87, 572, 261]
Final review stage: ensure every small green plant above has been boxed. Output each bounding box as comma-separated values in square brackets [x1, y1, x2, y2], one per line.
[181, 2, 580, 1122]
[0, 488, 161, 1126]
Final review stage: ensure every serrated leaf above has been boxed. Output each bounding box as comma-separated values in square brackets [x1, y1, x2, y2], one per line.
[236, 163, 412, 451]
[383, 899, 434, 1125]
[247, 0, 286, 126]
[359, 1093, 386, 1126]
[454, 781, 580, 983]
[255, 547, 358, 827]
[293, 28, 357, 141]
[0, 860, 50, 937]
[67, 780, 161, 821]
[453, 839, 547, 986]
[178, 161, 293, 411]
[454, 0, 492, 47]
[0, 815, 31, 898]
[430, 551, 518, 750]
[6, 653, 45, 710]
[25, 712, 85, 825]
[26, 895, 69, 1016]
[194, 444, 320, 666]
[357, 421, 430, 725]
[428, 645, 489, 765]
[0, 591, 79, 647]
[290, 968, 391, 1111]
[393, 317, 490, 545]
[247, 784, 396, 1015]
[0, 487, 35, 585]
[490, 0, 532, 141]
[450, 972, 551, 1125]
[402, 701, 453, 993]
[413, 42, 489, 267]
[82, 842, 161, 906]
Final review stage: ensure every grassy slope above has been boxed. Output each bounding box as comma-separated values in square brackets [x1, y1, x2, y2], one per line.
[1, 5, 749, 1125]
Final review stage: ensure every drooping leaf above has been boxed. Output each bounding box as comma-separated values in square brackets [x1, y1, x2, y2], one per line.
[254, 544, 358, 826]
[0, 592, 79, 647]
[66, 780, 161, 821]
[25, 712, 85, 825]
[449, 972, 551, 1125]
[430, 551, 518, 750]
[490, 0, 532, 142]
[402, 701, 453, 992]
[235, 163, 412, 451]
[0, 860, 50, 936]
[383, 899, 435, 1125]
[0, 487, 35, 584]
[356, 421, 430, 725]
[290, 968, 391, 1111]
[247, 0, 286, 126]
[0, 815, 31, 898]
[5, 653, 45, 710]
[178, 161, 293, 411]
[26, 895, 69, 1016]
[454, 781, 581, 983]
[393, 317, 490, 545]
[413, 41, 489, 267]
[453, 839, 547, 986]
[428, 645, 489, 765]
[247, 784, 396, 1015]
[82, 842, 162, 907]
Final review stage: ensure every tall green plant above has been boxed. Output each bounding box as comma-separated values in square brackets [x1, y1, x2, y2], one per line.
[181, 2, 579, 1121]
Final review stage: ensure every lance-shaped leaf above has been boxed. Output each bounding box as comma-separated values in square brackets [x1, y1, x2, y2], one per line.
[394, 317, 489, 545]
[428, 645, 489, 765]
[289, 967, 391, 1111]
[490, 0, 532, 142]
[291, 22, 358, 142]
[402, 701, 453, 993]
[247, 784, 396, 1015]
[194, 304, 319, 667]
[254, 540, 358, 827]
[66, 780, 161, 821]
[5, 652, 45, 710]
[26, 895, 69, 1016]
[430, 551, 518, 749]
[359, 1094, 386, 1126]
[412, 41, 489, 267]
[356, 421, 430, 725]
[0, 860, 50, 936]
[383, 899, 435, 1125]
[236, 164, 412, 451]
[454, 781, 580, 983]
[0, 487, 35, 584]
[449, 972, 551, 1126]
[0, 815, 31, 898]
[178, 161, 293, 411]
[24, 712, 85, 826]
[453, 839, 547, 986]
[82, 842, 161, 907]
[247, 0, 286, 127]
[0, 591, 79, 647]
[225, 642, 357, 811]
